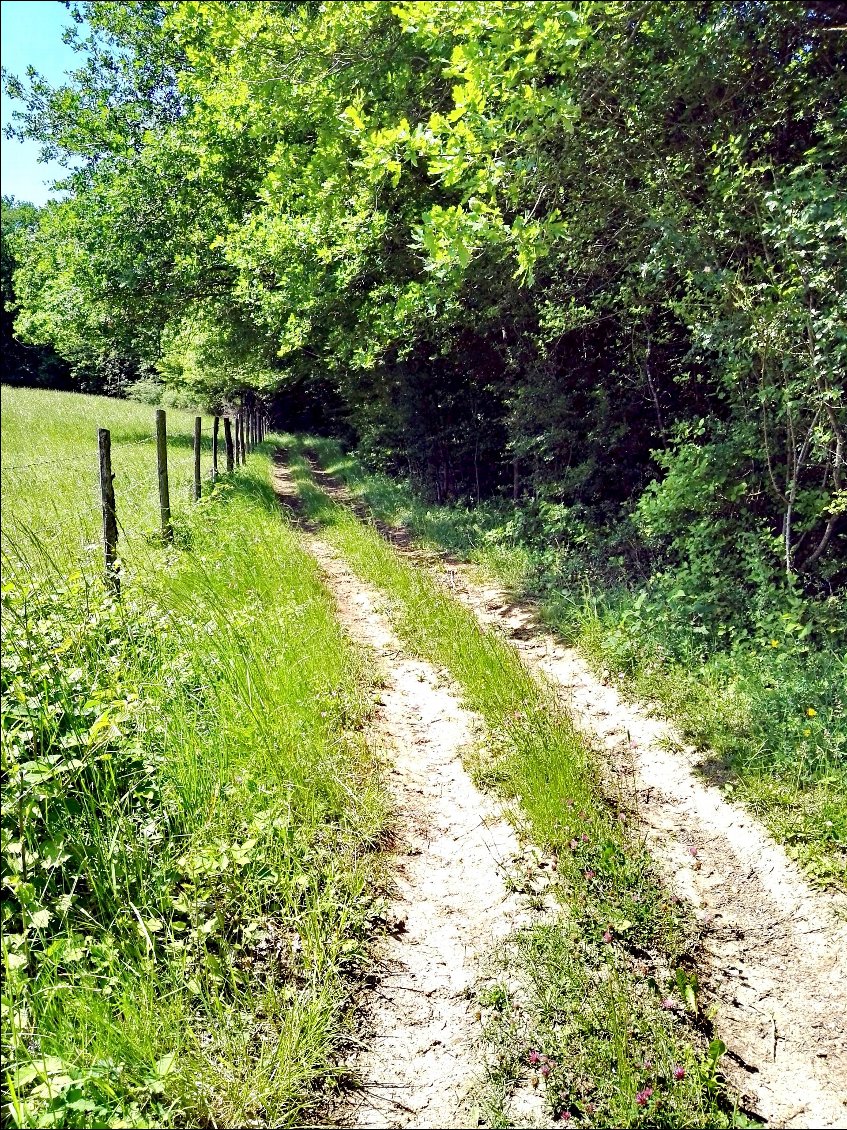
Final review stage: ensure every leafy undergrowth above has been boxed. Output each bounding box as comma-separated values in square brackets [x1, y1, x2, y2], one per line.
[1, 452, 386, 1128]
[287, 442, 753, 1128]
[302, 437, 846, 892]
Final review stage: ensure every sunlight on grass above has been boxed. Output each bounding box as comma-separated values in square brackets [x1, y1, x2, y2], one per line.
[2, 390, 387, 1128]
[302, 435, 846, 892]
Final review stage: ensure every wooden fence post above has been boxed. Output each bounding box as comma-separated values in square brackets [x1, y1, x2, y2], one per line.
[224, 416, 234, 472]
[156, 408, 173, 542]
[98, 427, 120, 594]
[193, 415, 202, 502]
[212, 415, 219, 481]
[235, 413, 242, 465]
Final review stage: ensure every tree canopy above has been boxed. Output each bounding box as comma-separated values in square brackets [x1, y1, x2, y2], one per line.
[4, 0, 845, 592]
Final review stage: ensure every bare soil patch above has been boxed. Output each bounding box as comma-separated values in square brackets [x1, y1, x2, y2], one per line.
[446, 572, 847, 1129]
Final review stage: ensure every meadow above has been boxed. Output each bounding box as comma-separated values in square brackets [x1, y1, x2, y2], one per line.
[1, 387, 386, 1128]
[1, 387, 217, 577]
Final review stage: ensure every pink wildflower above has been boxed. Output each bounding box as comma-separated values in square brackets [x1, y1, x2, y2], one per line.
[581, 832, 590, 842]
[541, 1063, 552, 1079]
[584, 869, 595, 879]
[635, 1085, 654, 1107]
[688, 845, 699, 857]
[602, 929, 613, 943]
[528, 1050, 541, 1066]
[660, 997, 677, 1011]
[570, 839, 579, 850]
[673, 1065, 686, 1081]
[559, 1113, 571, 1122]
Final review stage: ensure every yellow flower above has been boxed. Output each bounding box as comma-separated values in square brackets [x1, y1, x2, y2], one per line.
[803, 728, 811, 737]
[806, 708, 817, 717]
[770, 639, 780, 647]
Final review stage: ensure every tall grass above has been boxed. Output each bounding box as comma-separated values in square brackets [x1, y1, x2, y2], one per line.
[2, 390, 386, 1127]
[1, 386, 215, 578]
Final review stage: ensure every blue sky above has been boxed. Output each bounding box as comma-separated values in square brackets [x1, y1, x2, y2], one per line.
[1, 0, 84, 205]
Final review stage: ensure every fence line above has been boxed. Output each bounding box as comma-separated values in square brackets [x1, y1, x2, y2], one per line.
[4, 405, 271, 587]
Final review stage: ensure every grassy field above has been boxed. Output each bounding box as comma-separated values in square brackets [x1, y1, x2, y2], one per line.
[1, 387, 218, 579]
[1, 388, 386, 1128]
[299, 437, 846, 891]
[285, 440, 749, 1129]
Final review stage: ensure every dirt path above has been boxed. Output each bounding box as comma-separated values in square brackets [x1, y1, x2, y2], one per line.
[301, 459, 847, 1130]
[272, 461, 550, 1128]
[445, 573, 847, 1129]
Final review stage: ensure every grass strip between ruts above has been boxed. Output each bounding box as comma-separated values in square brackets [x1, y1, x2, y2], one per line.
[296, 433, 846, 892]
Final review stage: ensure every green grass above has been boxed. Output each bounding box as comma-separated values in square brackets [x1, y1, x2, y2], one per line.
[301, 436, 846, 892]
[285, 439, 751, 1128]
[2, 389, 387, 1128]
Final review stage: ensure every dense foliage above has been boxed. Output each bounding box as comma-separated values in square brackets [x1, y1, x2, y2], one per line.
[1, 198, 70, 390]
[5, 1, 845, 599]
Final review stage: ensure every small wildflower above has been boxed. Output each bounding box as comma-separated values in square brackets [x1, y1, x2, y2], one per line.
[570, 839, 579, 850]
[559, 1113, 571, 1122]
[688, 845, 699, 857]
[806, 707, 817, 717]
[635, 1086, 654, 1107]
[642, 1057, 653, 1070]
[803, 728, 811, 736]
[541, 1062, 552, 1079]
[660, 997, 677, 1011]
[585, 869, 595, 879]
[528, 1050, 541, 1066]
[581, 832, 590, 842]
[770, 639, 780, 647]
[673, 1065, 686, 1081]
[602, 929, 613, 943]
